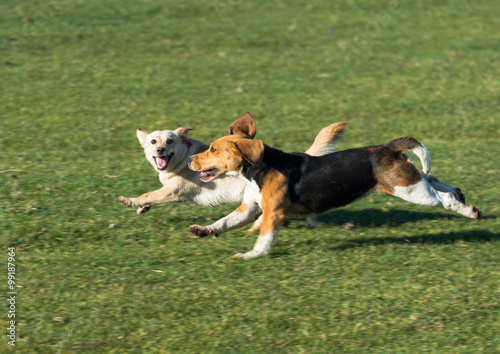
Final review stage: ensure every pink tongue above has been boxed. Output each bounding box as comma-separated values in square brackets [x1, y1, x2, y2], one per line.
[156, 157, 168, 169]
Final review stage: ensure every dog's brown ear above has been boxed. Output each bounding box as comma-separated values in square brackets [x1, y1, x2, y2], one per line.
[228, 112, 256, 139]
[175, 127, 195, 141]
[137, 129, 148, 147]
[232, 139, 264, 165]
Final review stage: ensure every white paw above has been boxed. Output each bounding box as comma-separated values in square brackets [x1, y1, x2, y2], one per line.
[233, 250, 263, 259]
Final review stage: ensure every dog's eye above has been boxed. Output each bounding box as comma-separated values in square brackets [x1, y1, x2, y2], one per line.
[210, 147, 216, 153]
[151, 139, 157, 144]
[166, 139, 174, 145]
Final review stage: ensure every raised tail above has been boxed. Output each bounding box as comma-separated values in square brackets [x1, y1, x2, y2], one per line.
[387, 137, 432, 176]
[305, 122, 348, 156]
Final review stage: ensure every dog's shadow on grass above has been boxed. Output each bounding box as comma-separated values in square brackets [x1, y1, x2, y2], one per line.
[321, 229, 499, 253]
[312, 208, 495, 228]
[276, 209, 498, 255]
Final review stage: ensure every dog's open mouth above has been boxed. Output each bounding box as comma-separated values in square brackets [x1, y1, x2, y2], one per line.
[199, 168, 218, 182]
[154, 153, 173, 171]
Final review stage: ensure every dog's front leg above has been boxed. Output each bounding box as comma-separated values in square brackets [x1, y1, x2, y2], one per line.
[118, 185, 183, 214]
[233, 210, 285, 259]
[402, 153, 466, 203]
[234, 187, 288, 259]
[190, 187, 261, 237]
[189, 202, 261, 237]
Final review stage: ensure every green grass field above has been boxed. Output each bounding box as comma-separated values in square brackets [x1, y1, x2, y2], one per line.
[1, 0, 499, 352]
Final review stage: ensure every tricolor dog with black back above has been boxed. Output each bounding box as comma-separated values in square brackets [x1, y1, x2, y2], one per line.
[188, 120, 482, 259]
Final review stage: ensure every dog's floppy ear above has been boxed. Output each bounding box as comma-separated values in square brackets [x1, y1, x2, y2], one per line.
[137, 129, 148, 147]
[232, 139, 264, 165]
[228, 112, 256, 139]
[175, 127, 195, 141]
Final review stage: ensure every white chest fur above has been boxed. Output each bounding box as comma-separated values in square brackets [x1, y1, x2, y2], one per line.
[158, 169, 246, 208]
[190, 176, 246, 207]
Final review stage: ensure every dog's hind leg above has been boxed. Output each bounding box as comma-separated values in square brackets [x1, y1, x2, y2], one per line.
[402, 153, 465, 203]
[424, 175, 466, 203]
[391, 180, 481, 219]
[306, 217, 317, 229]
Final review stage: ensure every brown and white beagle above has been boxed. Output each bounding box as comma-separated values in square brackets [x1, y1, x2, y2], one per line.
[188, 117, 481, 259]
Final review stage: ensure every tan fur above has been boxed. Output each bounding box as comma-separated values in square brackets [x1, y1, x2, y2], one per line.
[258, 170, 290, 234]
[175, 127, 195, 141]
[232, 139, 264, 166]
[228, 112, 257, 138]
[305, 122, 348, 156]
[235, 203, 248, 213]
[188, 136, 262, 179]
[372, 149, 423, 194]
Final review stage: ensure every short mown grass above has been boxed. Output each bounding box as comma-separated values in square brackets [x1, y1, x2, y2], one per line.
[1, 0, 499, 352]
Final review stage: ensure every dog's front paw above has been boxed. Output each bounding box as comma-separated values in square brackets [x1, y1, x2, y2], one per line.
[233, 250, 262, 259]
[190, 225, 217, 237]
[118, 196, 133, 207]
[136, 205, 151, 214]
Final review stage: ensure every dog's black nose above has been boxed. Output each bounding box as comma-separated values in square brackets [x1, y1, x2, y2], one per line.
[157, 147, 166, 154]
[187, 157, 192, 164]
